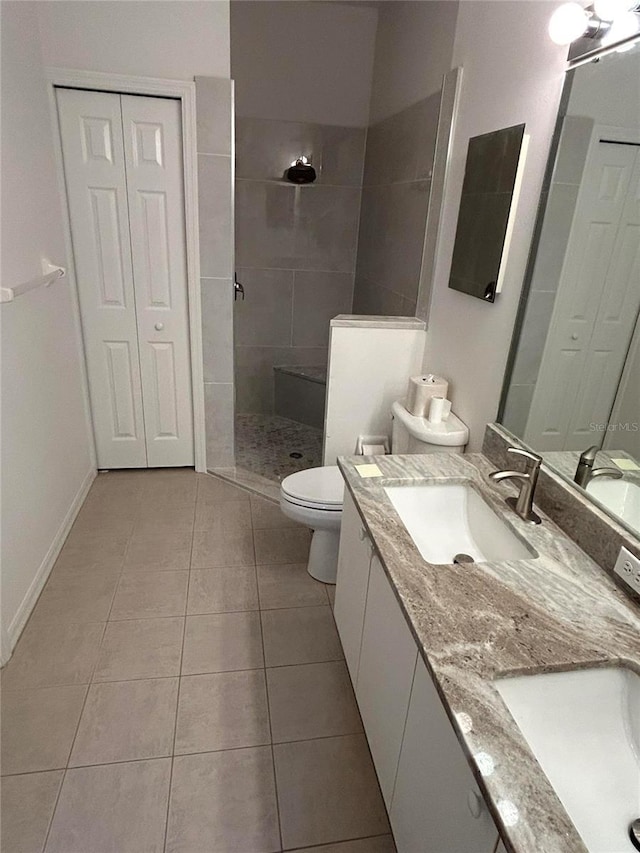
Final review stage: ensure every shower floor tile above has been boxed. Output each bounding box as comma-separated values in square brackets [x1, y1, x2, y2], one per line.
[235, 414, 323, 484]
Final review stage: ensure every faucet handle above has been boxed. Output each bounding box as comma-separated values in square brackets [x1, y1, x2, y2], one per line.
[507, 446, 542, 471]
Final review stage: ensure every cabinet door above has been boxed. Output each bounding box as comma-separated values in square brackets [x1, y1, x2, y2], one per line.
[356, 556, 418, 807]
[390, 656, 499, 853]
[333, 491, 373, 684]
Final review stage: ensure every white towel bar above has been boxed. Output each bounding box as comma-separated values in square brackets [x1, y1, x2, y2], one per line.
[1, 260, 66, 304]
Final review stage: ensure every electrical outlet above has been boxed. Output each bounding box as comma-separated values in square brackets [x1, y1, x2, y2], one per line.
[613, 546, 640, 595]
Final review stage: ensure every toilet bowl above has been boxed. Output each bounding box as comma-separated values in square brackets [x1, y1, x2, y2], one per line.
[280, 402, 469, 585]
[279, 466, 344, 584]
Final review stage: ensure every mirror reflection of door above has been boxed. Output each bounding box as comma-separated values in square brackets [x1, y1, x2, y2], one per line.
[524, 129, 640, 452]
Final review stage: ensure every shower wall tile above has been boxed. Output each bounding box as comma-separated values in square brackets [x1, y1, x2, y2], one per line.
[354, 93, 440, 317]
[235, 181, 296, 269]
[509, 290, 557, 386]
[292, 272, 354, 348]
[198, 153, 233, 279]
[501, 383, 536, 440]
[355, 181, 430, 299]
[201, 278, 234, 384]
[235, 346, 326, 415]
[235, 182, 361, 273]
[196, 78, 234, 470]
[195, 77, 233, 156]
[553, 115, 593, 186]
[234, 268, 293, 347]
[529, 183, 580, 292]
[234, 115, 364, 417]
[235, 118, 366, 186]
[204, 383, 235, 468]
[416, 91, 442, 180]
[351, 276, 405, 317]
[294, 185, 361, 273]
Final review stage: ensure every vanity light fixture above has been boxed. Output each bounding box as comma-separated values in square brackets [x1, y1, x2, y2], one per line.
[549, 0, 640, 50]
[548, 2, 592, 44]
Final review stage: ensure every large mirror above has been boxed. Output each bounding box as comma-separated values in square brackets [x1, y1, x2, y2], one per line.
[499, 43, 640, 538]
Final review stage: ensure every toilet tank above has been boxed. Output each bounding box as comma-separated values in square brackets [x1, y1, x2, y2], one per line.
[391, 400, 469, 454]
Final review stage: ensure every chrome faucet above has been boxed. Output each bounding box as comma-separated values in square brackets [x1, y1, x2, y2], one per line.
[489, 447, 543, 525]
[574, 445, 623, 488]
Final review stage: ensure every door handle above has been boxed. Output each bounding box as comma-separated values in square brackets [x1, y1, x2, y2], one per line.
[154, 322, 164, 331]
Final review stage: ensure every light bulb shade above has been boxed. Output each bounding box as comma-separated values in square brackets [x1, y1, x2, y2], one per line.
[593, 0, 634, 21]
[601, 8, 639, 44]
[548, 2, 590, 44]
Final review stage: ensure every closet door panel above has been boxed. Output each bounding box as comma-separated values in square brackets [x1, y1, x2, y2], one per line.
[121, 95, 194, 467]
[57, 88, 147, 468]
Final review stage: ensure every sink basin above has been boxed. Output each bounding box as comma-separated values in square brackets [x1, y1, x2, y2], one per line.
[383, 483, 535, 564]
[586, 479, 640, 536]
[496, 667, 640, 853]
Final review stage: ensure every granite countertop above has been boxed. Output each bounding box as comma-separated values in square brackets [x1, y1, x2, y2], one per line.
[337, 451, 640, 853]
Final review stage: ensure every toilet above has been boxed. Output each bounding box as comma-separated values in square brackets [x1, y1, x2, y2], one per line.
[279, 401, 469, 584]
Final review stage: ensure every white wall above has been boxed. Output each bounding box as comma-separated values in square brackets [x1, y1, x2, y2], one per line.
[231, 0, 377, 125]
[37, 0, 230, 80]
[1, 2, 94, 658]
[368, 1, 459, 124]
[423, 1, 568, 451]
[323, 318, 426, 464]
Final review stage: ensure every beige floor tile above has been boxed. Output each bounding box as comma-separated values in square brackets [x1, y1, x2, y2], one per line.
[0, 622, 105, 690]
[141, 477, 197, 505]
[274, 734, 389, 849]
[69, 678, 178, 766]
[187, 566, 258, 614]
[250, 495, 300, 529]
[110, 571, 188, 620]
[257, 563, 328, 609]
[54, 531, 129, 575]
[93, 617, 184, 682]
[261, 606, 343, 667]
[267, 661, 362, 743]
[289, 836, 396, 852]
[196, 473, 251, 504]
[166, 748, 280, 853]
[182, 612, 264, 674]
[191, 527, 255, 568]
[1, 685, 87, 775]
[194, 498, 252, 532]
[45, 758, 171, 853]
[0, 770, 64, 853]
[124, 528, 193, 572]
[136, 501, 196, 526]
[254, 527, 311, 565]
[175, 670, 270, 754]
[29, 573, 119, 626]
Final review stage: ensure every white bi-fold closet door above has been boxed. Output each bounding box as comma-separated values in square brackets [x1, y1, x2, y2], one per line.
[57, 87, 194, 469]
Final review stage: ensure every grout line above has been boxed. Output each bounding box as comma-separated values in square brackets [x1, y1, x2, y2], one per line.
[162, 482, 197, 853]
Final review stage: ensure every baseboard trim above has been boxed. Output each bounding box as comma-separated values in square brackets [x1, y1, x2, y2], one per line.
[1, 466, 97, 666]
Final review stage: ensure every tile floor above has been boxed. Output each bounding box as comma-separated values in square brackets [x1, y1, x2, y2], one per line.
[235, 414, 324, 483]
[0, 468, 394, 853]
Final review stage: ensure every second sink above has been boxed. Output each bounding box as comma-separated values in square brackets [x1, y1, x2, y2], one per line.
[384, 482, 535, 564]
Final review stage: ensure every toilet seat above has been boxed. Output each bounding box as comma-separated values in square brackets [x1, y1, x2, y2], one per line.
[281, 465, 344, 511]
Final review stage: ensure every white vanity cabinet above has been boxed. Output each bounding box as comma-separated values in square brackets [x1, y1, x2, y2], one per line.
[390, 655, 500, 853]
[355, 556, 419, 806]
[333, 491, 374, 683]
[334, 491, 501, 853]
